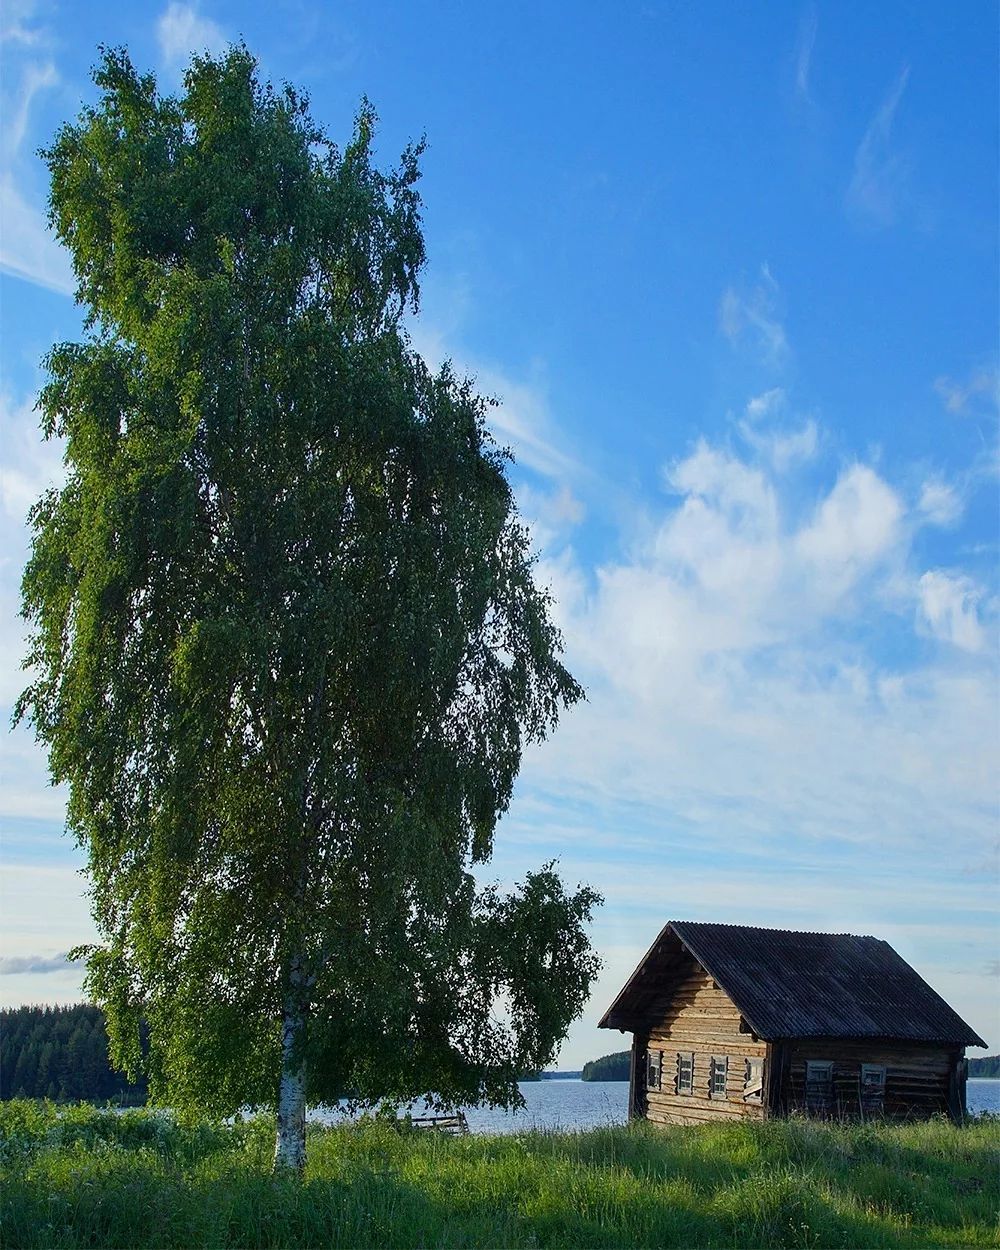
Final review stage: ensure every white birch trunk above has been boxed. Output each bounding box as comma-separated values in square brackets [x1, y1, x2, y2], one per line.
[273, 956, 308, 1173]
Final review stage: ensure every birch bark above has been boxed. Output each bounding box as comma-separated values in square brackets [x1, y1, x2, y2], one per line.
[273, 955, 308, 1172]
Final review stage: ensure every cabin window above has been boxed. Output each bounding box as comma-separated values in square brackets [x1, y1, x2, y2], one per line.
[646, 1049, 662, 1090]
[805, 1060, 834, 1114]
[743, 1058, 763, 1103]
[860, 1064, 886, 1113]
[710, 1055, 728, 1098]
[676, 1052, 694, 1095]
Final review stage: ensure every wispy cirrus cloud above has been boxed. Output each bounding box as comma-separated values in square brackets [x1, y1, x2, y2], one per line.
[0, 8, 74, 296]
[917, 478, 963, 528]
[0, 0, 48, 47]
[738, 389, 818, 472]
[846, 66, 911, 227]
[157, 2, 227, 72]
[408, 321, 584, 487]
[719, 264, 789, 364]
[0, 386, 65, 527]
[0, 175, 74, 295]
[3, 59, 56, 158]
[917, 570, 988, 653]
[934, 365, 999, 415]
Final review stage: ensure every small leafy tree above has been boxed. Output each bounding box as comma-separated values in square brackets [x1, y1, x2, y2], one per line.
[17, 46, 600, 1170]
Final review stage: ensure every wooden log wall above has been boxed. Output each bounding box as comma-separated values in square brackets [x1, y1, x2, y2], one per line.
[642, 963, 767, 1126]
[782, 1039, 955, 1120]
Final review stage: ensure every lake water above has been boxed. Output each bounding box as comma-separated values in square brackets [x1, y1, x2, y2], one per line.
[312, 1077, 999, 1134]
[967, 1079, 1000, 1116]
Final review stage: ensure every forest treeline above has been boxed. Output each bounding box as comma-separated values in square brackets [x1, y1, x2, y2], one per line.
[2, 1006, 996, 1100]
[0, 1005, 146, 1103]
[581, 1051, 630, 1081]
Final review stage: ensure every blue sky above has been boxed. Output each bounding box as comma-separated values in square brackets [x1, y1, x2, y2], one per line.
[1, 1, 997, 1068]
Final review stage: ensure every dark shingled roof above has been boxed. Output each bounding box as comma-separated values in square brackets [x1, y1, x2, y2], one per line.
[599, 921, 986, 1047]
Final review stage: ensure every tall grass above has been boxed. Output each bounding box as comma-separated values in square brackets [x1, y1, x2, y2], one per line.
[2, 1100, 996, 1248]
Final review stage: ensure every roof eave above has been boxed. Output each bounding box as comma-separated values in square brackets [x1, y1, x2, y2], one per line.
[596, 921, 675, 1031]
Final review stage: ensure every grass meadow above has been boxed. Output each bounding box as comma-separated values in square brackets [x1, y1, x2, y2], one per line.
[1, 1100, 997, 1248]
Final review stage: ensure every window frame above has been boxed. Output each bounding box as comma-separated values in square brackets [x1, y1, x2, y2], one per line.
[675, 1051, 694, 1096]
[743, 1057, 763, 1104]
[646, 1048, 663, 1091]
[710, 1054, 728, 1099]
[805, 1059, 834, 1115]
[860, 1063, 886, 1113]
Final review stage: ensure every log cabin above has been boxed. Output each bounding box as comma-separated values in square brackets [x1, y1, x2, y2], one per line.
[599, 921, 986, 1125]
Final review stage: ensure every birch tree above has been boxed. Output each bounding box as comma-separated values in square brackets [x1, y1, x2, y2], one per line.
[17, 46, 601, 1172]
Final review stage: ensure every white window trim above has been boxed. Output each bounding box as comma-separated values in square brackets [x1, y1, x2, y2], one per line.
[710, 1054, 728, 1099]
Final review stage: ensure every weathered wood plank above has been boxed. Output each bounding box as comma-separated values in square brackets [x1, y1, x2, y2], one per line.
[646, 1100, 764, 1125]
[660, 1007, 744, 1021]
[652, 1033, 765, 1052]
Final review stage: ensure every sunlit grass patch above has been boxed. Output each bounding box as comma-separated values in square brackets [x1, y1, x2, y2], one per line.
[1, 1101, 997, 1248]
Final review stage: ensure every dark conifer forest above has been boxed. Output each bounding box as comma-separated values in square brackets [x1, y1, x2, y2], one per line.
[580, 1051, 630, 1081]
[0, 1005, 146, 1103]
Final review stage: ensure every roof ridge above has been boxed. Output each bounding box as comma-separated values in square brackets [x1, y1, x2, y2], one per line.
[670, 919, 880, 940]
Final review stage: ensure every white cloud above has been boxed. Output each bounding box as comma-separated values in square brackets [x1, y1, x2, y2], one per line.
[740, 417, 818, 472]
[934, 366, 999, 415]
[512, 432, 997, 905]
[0, 0, 47, 48]
[917, 571, 986, 653]
[918, 478, 963, 527]
[157, 2, 227, 71]
[796, 463, 903, 587]
[719, 265, 788, 364]
[745, 388, 786, 420]
[3, 60, 56, 159]
[846, 66, 911, 227]
[0, 175, 74, 294]
[479, 368, 581, 481]
[738, 388, 817, 471]
[409, 323, 582, 484]
[0, 864, 94, 1007]
[0, 388, 67, 709]
[0, 390, 65, 523]
[0, 27, 73, 295]
[518, 482, 585, 555]
[0, 723, 69, 819]
[0, 952, 70, 974]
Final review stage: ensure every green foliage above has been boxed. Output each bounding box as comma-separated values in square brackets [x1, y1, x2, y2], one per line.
[2, 1102, 997, 1248]
[17, 44, 600, 1124]
[967, 1055, 1000, 1078]
[581, 1051, 630, 1082]
[0, 1005, 146, 1104]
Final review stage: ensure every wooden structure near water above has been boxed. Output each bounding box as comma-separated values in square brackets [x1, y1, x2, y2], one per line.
[599, 921, 985, 1126]
[409, 1112, 469, 1135]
